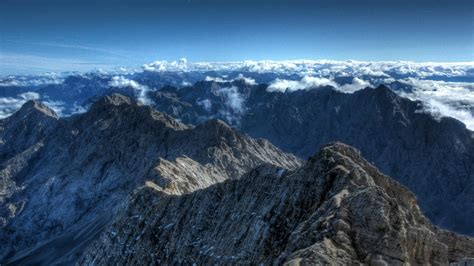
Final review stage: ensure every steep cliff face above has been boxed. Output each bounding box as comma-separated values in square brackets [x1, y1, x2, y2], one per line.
[80, 142, 474, 265]
[149, 82, 474, 236]
[0, 94, 301, 264]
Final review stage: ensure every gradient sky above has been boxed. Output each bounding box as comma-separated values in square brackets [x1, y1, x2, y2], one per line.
[0, 0, 473, 74]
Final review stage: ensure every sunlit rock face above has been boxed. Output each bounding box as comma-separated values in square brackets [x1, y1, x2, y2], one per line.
[80, 143, 474, 265]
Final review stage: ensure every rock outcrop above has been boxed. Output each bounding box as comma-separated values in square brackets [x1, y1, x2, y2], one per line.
[80, 142, 474, 265]
[0, 94, 301, 264]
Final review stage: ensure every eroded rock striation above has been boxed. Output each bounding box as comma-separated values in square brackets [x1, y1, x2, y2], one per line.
[80, 142, 474, 265]
[0, 94, 301, 264]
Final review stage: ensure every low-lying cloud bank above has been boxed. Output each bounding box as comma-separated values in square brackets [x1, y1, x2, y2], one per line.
[267, 76, 371, 93]
[416, 99, 474, 130]
[268, 76, 337, 92]
[204, 74, 256, 85]
[0, 73, 64, 87]
[396, 78, 474, 130]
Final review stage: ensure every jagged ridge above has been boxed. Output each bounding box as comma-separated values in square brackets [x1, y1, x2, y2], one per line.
[80, 142, 474, 265]
[149, 83, 474, 236]
[0, 94, 301, 264]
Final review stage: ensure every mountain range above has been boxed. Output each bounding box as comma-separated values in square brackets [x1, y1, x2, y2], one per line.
[0, 94, 300, 264]
[148, 81, 474, 236]
[0, 75, 473, 264]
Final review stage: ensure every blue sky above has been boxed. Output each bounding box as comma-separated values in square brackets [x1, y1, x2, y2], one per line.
[0, 0, 473, 74]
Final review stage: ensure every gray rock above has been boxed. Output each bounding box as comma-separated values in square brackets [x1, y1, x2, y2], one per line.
[150, 83, 474, 236]
[0, 93, 301, 264]
[79, 142, 474, 265]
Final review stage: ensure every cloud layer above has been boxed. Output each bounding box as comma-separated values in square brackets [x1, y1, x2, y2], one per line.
[268, 76, 337, 92]
[0, 73, 64, 87]
[142, 59, 473, 80]
[2, 59, 472, 130]
[396, 78, 474, 130]
[141, 60, 474, 130]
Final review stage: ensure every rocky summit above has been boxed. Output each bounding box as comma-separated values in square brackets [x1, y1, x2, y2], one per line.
[0, 94, 300, 265]
[79, 142, 474, 265]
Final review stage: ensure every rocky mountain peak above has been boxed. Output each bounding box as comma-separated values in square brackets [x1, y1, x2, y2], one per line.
[306, 142, 418, 210]
[354, 84, 398, 100]
[374, 83, 395, 93]
[0, 100, 60, 164]
[92, 93, 134, 107]
[15, 100, 58, 119]
[82, 93, 189, 132]
[314, 141, 361, 158]
[197, 118, 234, 133]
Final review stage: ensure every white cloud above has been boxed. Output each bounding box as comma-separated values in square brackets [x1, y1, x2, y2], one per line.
[337, 77, 372, 93]
[181, 81, 192, 87]
[196, 98, 212, 112]
[70, 102, 89, 115]
[265, 74, 474, 130]
[42, 100, 66, 116]
[3, 59, 473, 131]
[140, 60, 473, 128]
[397, 78, 474, 105]
[205, 76, 229, 83]
[142, 58, 189, 72]
[0, 73, 64, 87]
[268, 76, 338, 92]
[236, 74, 256, 85]
[213, 86, 246, 125]
[203, 74, 256, 85]
[395, 78, 474, 130]
[18, 92, 41, 100]
[416, 99, 474, 130]
[141, 59, 473, 79]
[267, 76, 372, 93]
[0, 92, 69, 118]
[109, 76, 151, 105]
[218, 86, 245, 114]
